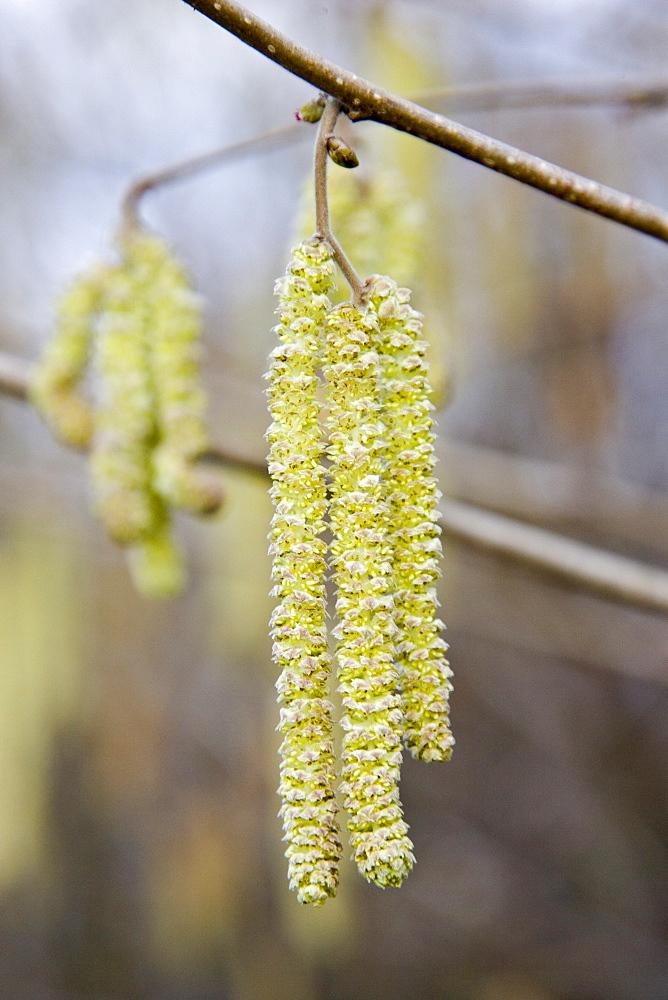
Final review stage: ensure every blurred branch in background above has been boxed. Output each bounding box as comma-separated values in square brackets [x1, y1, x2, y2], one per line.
[0, 352, 32, 400]
[439, 500, 668, 616]
[4, 347, 668, 621]
[420, 75, 668, 114]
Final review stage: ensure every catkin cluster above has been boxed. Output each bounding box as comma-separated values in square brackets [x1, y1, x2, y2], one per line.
[267, 239, 453, 905]
[30, 229, 223, 597]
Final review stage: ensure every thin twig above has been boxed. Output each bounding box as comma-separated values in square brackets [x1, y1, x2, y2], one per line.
[313, 98, 340, 236]
[313, 97, 365, 306]
[5, 345, 668, 616]
[185, 0, 668, 243]
[120, 121, 307, 232]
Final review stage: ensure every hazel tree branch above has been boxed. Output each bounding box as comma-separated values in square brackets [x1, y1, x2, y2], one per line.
[184, 0, 668, 243]
[0, 351, 32, 400]
[0, 350, 265, 478]
[438, 500, 668, 617]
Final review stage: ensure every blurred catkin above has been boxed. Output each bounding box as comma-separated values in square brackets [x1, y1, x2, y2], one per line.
[29, 267, 106, 449]
[32, 228, 222, 598]
[91, 261, 158, 546]
[126, 508, 185, 600]
[122, 232, 224, 517]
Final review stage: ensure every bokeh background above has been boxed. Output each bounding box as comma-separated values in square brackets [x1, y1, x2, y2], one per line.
[1, 0, 668, 997]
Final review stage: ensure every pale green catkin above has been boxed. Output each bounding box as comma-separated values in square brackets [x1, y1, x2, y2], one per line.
[266, 240, 342, 906]
[32, 228, 220, 599]
[324, 301, 415, 888]
[91, 230, 222, 597]
[90, 262, 158, 546]
[368, 275, 454, 762]
[30, 267, 106, 449]
[122, 232, 224, 517]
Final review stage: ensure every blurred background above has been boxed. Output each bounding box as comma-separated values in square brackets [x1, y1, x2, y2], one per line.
[1, 0, 668, 997]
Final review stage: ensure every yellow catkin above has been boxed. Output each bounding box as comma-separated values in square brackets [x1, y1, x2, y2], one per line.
[267, 240, 342, 905]
[266, 249, 455, 898]
[324, 301, 415, 888]
[368, 275, 454, 762]
[33, 227, 222, 599]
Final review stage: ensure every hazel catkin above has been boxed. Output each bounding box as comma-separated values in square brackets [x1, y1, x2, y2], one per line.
[323, 300, 415, 887]
[33, 227, 222, 599]
[90, 262, 158, 545]
[368, 275, 454, 762]
[266, 246, 454, 903]
[266, 239, 342, 905]
[121, 231, 224, 518]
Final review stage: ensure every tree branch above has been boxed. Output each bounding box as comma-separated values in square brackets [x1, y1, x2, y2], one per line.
[184, 0, 668, 243]
[0, 351, 32, 400]
[0, 351, 266, 478]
